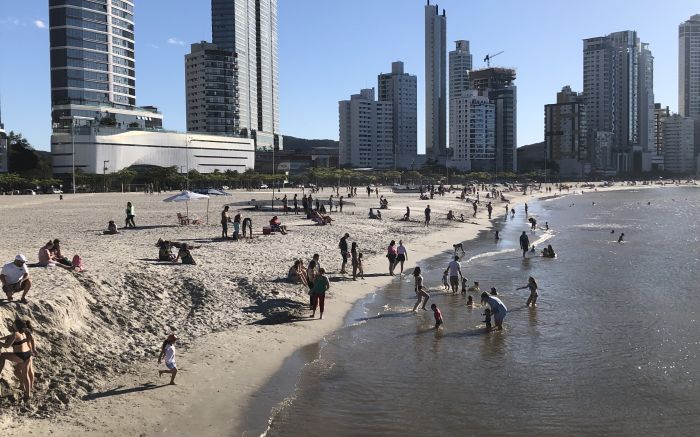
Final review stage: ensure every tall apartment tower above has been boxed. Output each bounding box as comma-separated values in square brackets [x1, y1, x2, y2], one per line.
[48, 0, 163, 130]
[449, 91, 495, 172]
[185, 42, 239, 134]
[583, 31, 654, 173]
[424, 1, 447, 161]
[449, 40, 472, 100]
[679, 15, 700, 119]
[662, 114, 696, 174]
[652, 103, 670, 170]
[211, 0, 281, 149]
[378, 61, 418, 169]
[544, 86, 587, 176]
[469, 67, 517, 172]
[339, 89, 394, 169]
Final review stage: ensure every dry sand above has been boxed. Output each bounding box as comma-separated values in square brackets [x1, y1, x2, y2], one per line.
[0, 183, 634, 435]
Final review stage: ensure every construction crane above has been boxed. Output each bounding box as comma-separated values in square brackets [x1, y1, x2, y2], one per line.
[483, 51, 504, 67]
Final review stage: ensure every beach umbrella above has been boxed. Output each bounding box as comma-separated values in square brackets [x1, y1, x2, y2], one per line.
[163, 191, 210, 223]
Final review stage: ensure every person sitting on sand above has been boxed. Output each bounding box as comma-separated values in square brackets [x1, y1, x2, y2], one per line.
[157, 239, 177, 262]
[104, 220, 120, 234]
[447, 210, 455, 221]
[51, 239, 72, 267]
[288, 260, 308, 287]
[37, 241, 69, 269]
[403, 206, 410, 221]
[311, 210, 333, 225]
[158, 333, 178, 385]
[368, 208, 380, 219]
[0, 318, 37, 400]
[174, 243, 198, 265]
[269, 216, 288, 234]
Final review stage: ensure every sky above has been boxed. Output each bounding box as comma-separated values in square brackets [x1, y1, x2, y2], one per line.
[0, 0, 698, 152]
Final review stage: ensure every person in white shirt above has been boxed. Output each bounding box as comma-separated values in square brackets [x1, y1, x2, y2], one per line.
[446, 256, 463, 294]
[396, 241, 408, 274]
[158, 333, 178, 385]
[1, 255, 31, 303]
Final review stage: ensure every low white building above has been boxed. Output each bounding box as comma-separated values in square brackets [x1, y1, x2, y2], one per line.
[448, 90, 495, 171]
[662, 115, 696, 174]
[51, 128, 255, 174]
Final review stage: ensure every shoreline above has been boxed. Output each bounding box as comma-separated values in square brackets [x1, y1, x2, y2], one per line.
[0, 184, 665, 436]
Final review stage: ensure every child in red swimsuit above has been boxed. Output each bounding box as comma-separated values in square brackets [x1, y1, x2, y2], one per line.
[431, 304, 443, 329]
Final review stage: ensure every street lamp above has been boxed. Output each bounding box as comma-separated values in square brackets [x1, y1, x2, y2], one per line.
[103, 160, 109, 192]
[60, 115, 93, 194]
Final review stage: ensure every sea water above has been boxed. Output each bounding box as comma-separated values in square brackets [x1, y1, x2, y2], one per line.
[245, 187, 700, 437]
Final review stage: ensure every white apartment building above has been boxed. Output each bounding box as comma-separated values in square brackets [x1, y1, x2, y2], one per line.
[378, 61, 418, 169]
[680, 15, 700, 120]
[663, 115, 696, 174]
[425, 1, 447, 161]
[449, 40, 472, 101]
[449, 91, 495, 172]
[339, 89, 394, 169]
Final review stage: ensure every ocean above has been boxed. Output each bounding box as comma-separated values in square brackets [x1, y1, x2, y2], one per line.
[243, 187, 700, 437]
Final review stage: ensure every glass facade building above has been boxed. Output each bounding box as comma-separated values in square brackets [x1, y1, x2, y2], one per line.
[49, 0, 162, 130]
[211, 0, 280, 148]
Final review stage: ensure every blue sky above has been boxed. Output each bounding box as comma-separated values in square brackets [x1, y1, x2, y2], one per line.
[0, 0, 697, 152]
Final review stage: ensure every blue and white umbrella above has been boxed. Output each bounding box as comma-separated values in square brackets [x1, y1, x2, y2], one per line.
[163, 191, 210, 223]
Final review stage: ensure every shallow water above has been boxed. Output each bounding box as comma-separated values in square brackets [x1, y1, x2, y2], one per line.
[248, 187, 700, 437]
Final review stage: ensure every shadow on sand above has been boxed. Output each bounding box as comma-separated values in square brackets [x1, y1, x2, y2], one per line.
[82, 382, 168, 401]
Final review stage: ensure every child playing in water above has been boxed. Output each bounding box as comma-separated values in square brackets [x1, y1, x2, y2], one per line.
[467, 281, 481, 293]
[431, 304, 443, 329]
[466, 295, 475, 308]
[483, 308, 492, 330]
[442, 269, 449, 290]
[461, 277, 468, 295]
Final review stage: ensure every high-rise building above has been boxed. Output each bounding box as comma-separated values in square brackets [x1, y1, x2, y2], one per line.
[424, 1, 447, 161]
[186, 42, 239, 134]
[339, 89, 394, 169]
[583, 30, 654, 173]
[211, 0, 281, 150]
[449, 40, 472, 101]
[469, 67, 517, 172]
[652, 103, 670, 171]
[544, 86, 588, 177]
[378, 61, 418, 169]
[662, 114, 696, 174]
[449, 90, 494, 171]
[48, 0, 163, 130]
[679, 15, 700, 120]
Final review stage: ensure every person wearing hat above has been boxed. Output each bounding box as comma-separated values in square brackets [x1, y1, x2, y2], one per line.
[1, 255, 32, 303]
[158, 333, 178, 385]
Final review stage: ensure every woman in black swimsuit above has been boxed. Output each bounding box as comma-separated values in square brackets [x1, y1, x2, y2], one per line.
[0, 319, 36, 399]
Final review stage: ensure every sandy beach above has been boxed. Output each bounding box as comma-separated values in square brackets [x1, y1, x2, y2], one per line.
[0, 182, 642, 435]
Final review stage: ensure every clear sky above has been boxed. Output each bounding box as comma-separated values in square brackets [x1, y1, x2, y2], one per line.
[0, 0, 697, 152]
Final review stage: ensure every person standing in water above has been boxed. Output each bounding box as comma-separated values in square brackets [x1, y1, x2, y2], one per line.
[519, 231, 530, 258]
[481, 292, 507, 331]
[618, 233, 625, 243]
[412, 267, 429, 312]
[516, 276, 539, 307]
[447, 256, 463, 294]
[158, 333, 178, 385]
[431, 304, 443, 329]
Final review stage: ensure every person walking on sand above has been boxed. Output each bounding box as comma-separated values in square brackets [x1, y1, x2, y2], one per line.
[158, 333, 178, 385]
[481, 292, 507, 331]
[472, 200, 478, 217]
[386, 240, 398, 275]
[339, 233, 350, 274]
[447, 256, 463, 294]
[310, 268, 330, 319]
[293, 194, 299, 214]
[517, 276, 539, 307]
[125, 202, 136, 228]
[487, 202, 493, 219]
[412, 267, 429, 312]
[519, 231, 530, 258]
[424, 205, 431, 227]
[221, 206, 231, 239]
[524, 203, 529, 215]
[1, 255, 31, 303]
[396, 240, 408, 274]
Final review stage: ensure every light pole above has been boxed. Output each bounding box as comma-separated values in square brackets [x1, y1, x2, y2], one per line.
[60, 115, 93, 194]
[271, 145, 275, 211]
[185, 133, 190, 191]
[103, 160, 109, 192]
